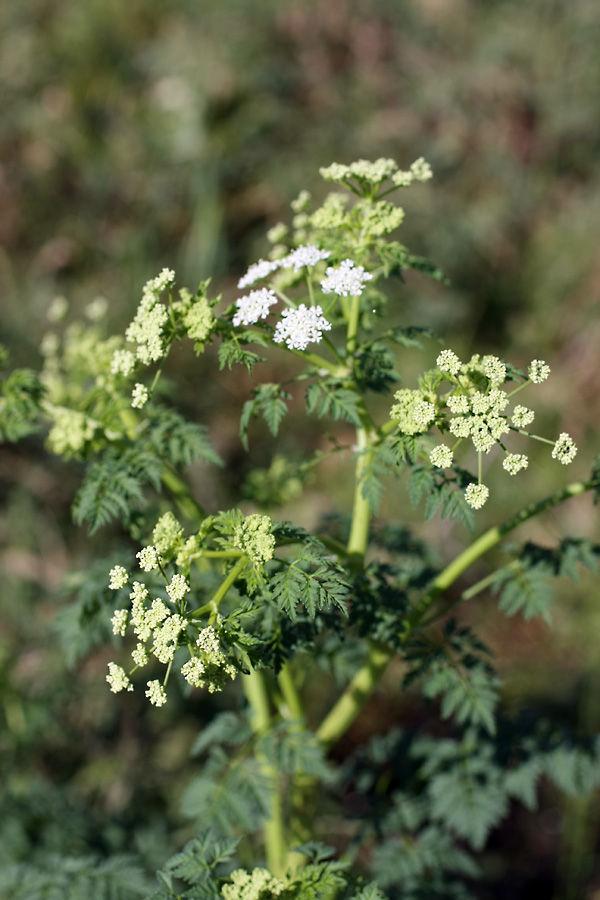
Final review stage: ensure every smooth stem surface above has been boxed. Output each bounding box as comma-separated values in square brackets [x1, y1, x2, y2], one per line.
[244, 668, 287, 878]
[402, 479, 595, 637]
[315, 478, 597, 749]
[316, 640, 394, 748]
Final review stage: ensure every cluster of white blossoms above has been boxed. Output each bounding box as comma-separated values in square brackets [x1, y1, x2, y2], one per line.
[131, 383, 148, 409]
[320, 259, 373, 297]
[273, 303, 332, 351]
[121, 269, 175, 366]
[319, 156, 433, 190]
[106, 527, 240, 705]
[180, 626, 237, 694]
[395, 349, 577, 510]
[233, 288, 278, 326]
[236, 244, 331, 290]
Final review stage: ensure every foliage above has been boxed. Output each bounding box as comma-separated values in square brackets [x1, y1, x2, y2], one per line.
[1, 147, 599, 900]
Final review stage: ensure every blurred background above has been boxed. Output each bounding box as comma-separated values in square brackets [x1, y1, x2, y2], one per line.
[1, 0, 599, 896]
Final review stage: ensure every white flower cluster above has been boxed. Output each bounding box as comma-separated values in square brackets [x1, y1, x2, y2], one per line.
[137, 545, 159, 572]
[552, 432, 578, 464]
[320, 259, 373, 297]
[465, 483, 489, 509]
[106, 662, 133, 693]
[237, 244, 330, 290]
[529, 359, 551, 383]
[429, 444, 453, 469]
[109, 565, 129, 590]
[180, 626, 237, 693]
[233, 288, 278, 326]
[273, 304, 332, 351]
[111, 349, 136, 377]
[121, 268, 175, 366]
[131, 383, 148, 409]
[503, 453, 529, 475]
[390, 389, 437, 435]
[237, 258, 281, 289]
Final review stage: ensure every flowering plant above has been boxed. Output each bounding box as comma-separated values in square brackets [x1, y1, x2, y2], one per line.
[2, 157, 599, 898]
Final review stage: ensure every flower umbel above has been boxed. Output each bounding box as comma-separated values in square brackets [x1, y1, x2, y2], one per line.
[273, 304, 332, 351]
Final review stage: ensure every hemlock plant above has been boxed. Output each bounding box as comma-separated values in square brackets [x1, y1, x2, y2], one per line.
[2, 157, 600, 899]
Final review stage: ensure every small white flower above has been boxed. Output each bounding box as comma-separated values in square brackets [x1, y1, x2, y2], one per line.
[447, 394, 470, 415]
[449, 417, 471, 438]
[552, 432, 577, 464]
[512, 405, 535, 428]
[111, 349, 136, 376]
[414, 401, 436, 428]
[436, 350, 461, 375]
[483, 356, 506, 386]
[145, 680, 167, 707]
[465, 483, 489, 509]
[131, 383, 149, 409]
[237, 259, 281, 289]
[132, 643, 149, 667]
[320, 259, 373, 297]
[273, 304, 332, 351]
[280, 245, 330, 272]
[429, 445, 453, 468]
[137, 546, 159, 572]
[106, 662, 133, 693]
[166, 573, 190, 602]
[503, 453, 529, 475]
[109, 565, 129, 590]
[233, 288, 278, 326]
[111, 609, 129, 636]
[197, 625, 221, 654]
[528, 360, 551, 383]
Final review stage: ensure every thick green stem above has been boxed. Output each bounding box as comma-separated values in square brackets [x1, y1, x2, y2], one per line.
[315, 478, 597, 748]
[402, 479, 595, 638]
[244, 668, 287, 877]
[316, 640, 394, 748]
[347, 427, 373, 564]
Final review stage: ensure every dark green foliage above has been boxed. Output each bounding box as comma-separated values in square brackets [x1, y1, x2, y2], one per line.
[0, 368, 45, 441]
[2, 854, 149, 900]
[404, 621, 500, 735]
[145, 408, 223, 468]
[354, 344, 398, 394]
[406, 464, 474, 528]
[267, 539, 350, 620]
[218, 330, 270, 375]
[72, 446, 164, 533]
[240, 383, 291, 448]
[359, 445, 397, 515]
[305, 382, 363, 427]
[152, 832, 238, 900]
[492, 538, 599, 623]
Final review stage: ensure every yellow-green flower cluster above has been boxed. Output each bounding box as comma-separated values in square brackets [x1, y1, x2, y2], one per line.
[233, 514, 276, 564]
[221, 867, 285, 900]
[393, 348, 578, 510]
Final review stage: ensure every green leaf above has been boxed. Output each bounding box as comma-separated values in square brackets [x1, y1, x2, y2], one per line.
[239, 383, 290, 449]
[305, 382, 362, 426]
[73, 447, 163, 533]
[492, 563, 554, 623]
[268, 541, 350, 620]
[0, 368, 45, 441]
[146, 408, 223, 467]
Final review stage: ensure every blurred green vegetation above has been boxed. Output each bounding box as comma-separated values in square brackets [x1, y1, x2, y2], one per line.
[1, 0, 600, 896]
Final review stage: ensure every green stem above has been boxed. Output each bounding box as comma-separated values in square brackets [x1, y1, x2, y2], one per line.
[346, 427, 374, 565]
[278, 662, 304, 721]
[244, 668, 287, 877]
[315, 478, 597, 748]
[316, 640, 394, 748]
[402, 479, 595, 638]
[346, 294, 361, 359]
